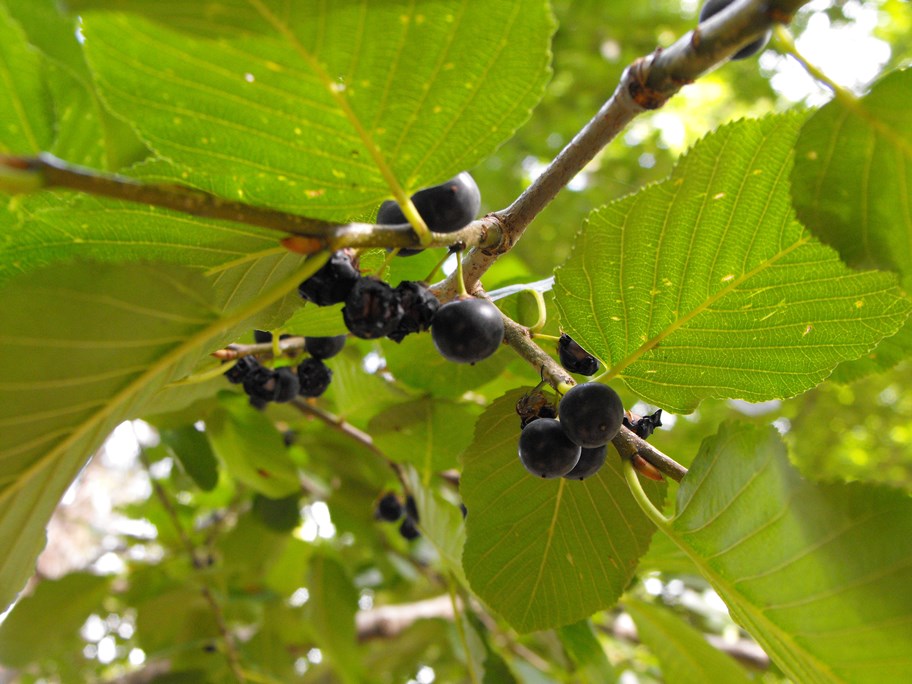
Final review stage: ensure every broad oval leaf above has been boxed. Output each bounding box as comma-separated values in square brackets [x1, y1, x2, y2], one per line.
[667, 422, 912, 683]
[792, 69, 912, 288]
[554, 115, 911, 413]
[80, 1, 555, 218]
[461, 389, 664, 633]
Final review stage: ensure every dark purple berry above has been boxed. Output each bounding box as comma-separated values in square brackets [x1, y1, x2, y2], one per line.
[559, 383, 624, 448]
[558, 333, 600, 376]
[243, 365, 280, 402]
[297, 357, 333, 397]
[378, 172, 481, 256]
[699, 0, 771, 60]
[431, 298, 504, 364]
[388, 281, 439, 342]
[298, 250, 361, 306]
[342, 278, 403, 339]
[254, 330, 293, 344]
[224, 355, 259, 384]
[518, 418, 581, 478]
[376, 493, 403, 522]
[404, 495, 419, 523]
[248, 395, 269, 410]
[304, 335, 346, 360]
[272, 367, 300, 403]
[399, 517, 420, 540]
[623, 409, 663, 440]
[563, 445, 607, 480]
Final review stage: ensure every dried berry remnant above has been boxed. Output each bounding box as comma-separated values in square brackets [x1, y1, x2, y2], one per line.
[376, 493, 403, 522]
[559, 382, 624, 448]
[699, 0, 771, 60]
[516, 387, 558, 429]
[431, 297, 504, 364]
[377, 171, 481, 255]
[304, 335, 346, 360]
[623, 409, 663, 439]
[518, 418, 582, 478]
[563, 445, 607, 480]
[243, 364, 282, 402]
[224, 355, 259, 384]
[558, 333, 599, 376]
[343, 277, 404, 339]
[297, 357, 333, 397]
[298, 250, 360, 306]
[272, 367, 301, 403]
[388, 281, 440, 342]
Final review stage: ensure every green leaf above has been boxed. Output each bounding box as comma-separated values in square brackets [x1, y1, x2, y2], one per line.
[161, 425, 219, 491]
[206, 392, 301, 498]
[370, 397, 478, 477]
[557, 620, 617, 682]
[281, 303, 348, 337]
[828, 318, 912, 383]
[554, 115, 911, 413]
[80, 1, 554, 218]
[403, 466, 467, 583]
[461, 388, 665, 633]
[0, 258, 320, 613]
[792, 69, 912, 288]
[0, 3, 53, 154]
[625, 599, 752, 684]
[0, 573, 110, 667]
[663, 422, 912, 683]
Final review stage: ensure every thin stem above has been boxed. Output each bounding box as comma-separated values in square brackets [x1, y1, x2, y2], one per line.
[454, 251, 469, 298]
[373, 248, 399, 278]
[623, 459, 671, 530]
[612, 426, 687, 483]
[531, 333, 561, 343]
[211, 336, 306, 361]
[423, 250, 454, 285]
[139, 450, 246, 683]
[527, 289, 548, 334]
[773, 25, 857, 104]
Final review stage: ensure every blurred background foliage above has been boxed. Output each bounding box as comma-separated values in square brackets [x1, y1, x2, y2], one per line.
[1, 0, 910, 683]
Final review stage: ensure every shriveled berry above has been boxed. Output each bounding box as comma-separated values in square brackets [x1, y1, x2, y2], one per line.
[563, 445, 607, 480]
[272, 367, 300, 403]
[559, 383, 624, 448]
[376, 493, 403, 522]
[516, 387, 558, 429]
[518, 418, 581, 478]
[699, 0, 771, 60]
[431, 298, 504, 364]
[304, 335, 346, 360]
[558, 333, 599, 376]
[243, 365, 280, 402]
[297, 357, 333, 397]
[399, 517, 420, 540]
[388, 281, 439, 343]
[224, 355, 259, 384]
[298, 250, 360, 306]
[623, 409, 664, 440]
[343, 278, 403, 339]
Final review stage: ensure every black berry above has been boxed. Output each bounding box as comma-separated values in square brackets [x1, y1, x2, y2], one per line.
[298, 250, 360, 306]
[272, 367, 300, 403]
[304, 335, 346, 360]
[253, 330, 292, 344]
[559, 383, 624, 448]
[224, 355, 259, 384]
[342, 277, 404, 339]
[699, 0, 771, 60]
[388, 281, 440, 342]
[404, 495, 419, 523]
[563, 445, 607, 480]
[399, 517, 420, 540]
[243, 365, 280, 402]
[431, 298, 504, 364]
[518, 418, 581, 478]
[376, 493, 403, 522]
[377, 172, 481, 255]
[297, 357, 333, 397]
[558, 333, 599, 376]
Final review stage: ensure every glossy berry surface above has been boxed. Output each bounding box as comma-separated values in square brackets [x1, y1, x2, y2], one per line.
[388, 281, 439, 342]
[376, 493, 403, 522]
[297, 357, 333, 397]
[377, 171, 481, 255]
[699, 0, 771, 60]
[224, 355, 259, 384]
[559, 383, 624, 448]
[563, 445, 607, 480]
[343, 278, 404, 339]
[431, 298, 504, 364]
[518, 418, 582, 478]
[304, 335, 346, 360]
[297, 250, 360, 306]
[558, 333, 599, 376]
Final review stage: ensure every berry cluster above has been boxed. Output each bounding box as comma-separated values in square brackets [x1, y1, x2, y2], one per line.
[518, 383, 624, 480]
[223, 331, 346, 407]
[375, 492, 421, 541]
